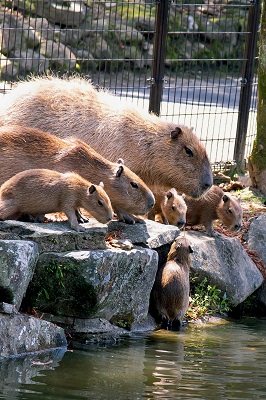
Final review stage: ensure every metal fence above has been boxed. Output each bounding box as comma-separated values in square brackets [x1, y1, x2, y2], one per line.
[0, 0, 261, 172]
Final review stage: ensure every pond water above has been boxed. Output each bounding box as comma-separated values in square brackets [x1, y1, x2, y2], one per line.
[1, 318, 266, 400]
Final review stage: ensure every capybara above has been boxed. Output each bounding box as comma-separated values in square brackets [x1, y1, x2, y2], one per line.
[0, 125, 155, 224]
[185, 185, 243, 236]
[150, 236, 193, 330]
[0, 169, 114, 231]
[0, 76, 213, 198]
[148, 188, 187, 228]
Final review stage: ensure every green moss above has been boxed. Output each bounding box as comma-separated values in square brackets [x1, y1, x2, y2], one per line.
[23, 261, 97, 317]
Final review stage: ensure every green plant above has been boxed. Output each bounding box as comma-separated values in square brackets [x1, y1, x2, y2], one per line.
[186, 277, 232, 320]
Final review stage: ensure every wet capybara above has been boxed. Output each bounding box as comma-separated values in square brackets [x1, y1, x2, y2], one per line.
[0, 169, 114, 231]
[150, 236, 193, 331]
[185, 185, 243, 236]
[0, 125, 155, 224]
[148, 188, 187, 228]
[0, 76, 213, 198]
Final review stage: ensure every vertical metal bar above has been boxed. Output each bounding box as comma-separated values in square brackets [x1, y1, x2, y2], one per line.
[148, 0, 170, 116]
[233, 0, 261, 169]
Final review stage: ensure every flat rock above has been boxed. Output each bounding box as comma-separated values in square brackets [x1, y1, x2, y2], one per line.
[0, 219, 108, 252]
[0, 313, 67, 358]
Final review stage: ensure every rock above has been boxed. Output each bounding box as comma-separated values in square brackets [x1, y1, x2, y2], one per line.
[25, 246, 158, 329]
[185, 231, 264, 306]
[13, 49, 47, 73]
[247, 214, 266, 266]
[40, 39, 77, 70]
[35, 1, 87, 27]
[107, 219, 180, 249]
[0, 219, 108, 253]
[0, 302, 16, 315]
[0, 313, 67, 358]
[0, 54, 18, 79]
[247, 213, 266, 307]
[0, 240, 39, 309]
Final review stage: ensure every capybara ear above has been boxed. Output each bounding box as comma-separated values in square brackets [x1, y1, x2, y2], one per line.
[99, 181, 104, 187]
[89, 184, 96, 194]
[181, 193, 186, 199]
[117, 158, 124, 165]
[166, 190, 173, 200]
[189, 245, 193, 254]
[170, 127, 182, 140]
[116, 165, 124, 178]
[223, 194, 229, 203]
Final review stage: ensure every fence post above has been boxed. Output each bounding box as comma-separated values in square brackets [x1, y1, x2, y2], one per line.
[148, 0, 170, 116]
[233, 0, 261, 170]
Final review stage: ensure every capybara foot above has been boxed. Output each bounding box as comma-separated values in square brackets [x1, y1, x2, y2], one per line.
[75, 209, 89, 223]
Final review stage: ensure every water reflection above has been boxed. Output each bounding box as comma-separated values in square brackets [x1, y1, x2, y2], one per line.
[1, 319, 266, 400]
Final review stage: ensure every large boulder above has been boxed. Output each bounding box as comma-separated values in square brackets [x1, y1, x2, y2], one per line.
[185, 231, 264, 306]
[0, 240, 39, 309]
[26, 246, 158, 330]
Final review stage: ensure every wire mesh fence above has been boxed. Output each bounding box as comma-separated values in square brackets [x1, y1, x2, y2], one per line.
[0, 0, 260, 171]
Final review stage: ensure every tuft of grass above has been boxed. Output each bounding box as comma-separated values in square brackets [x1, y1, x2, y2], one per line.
[186, 277, 232, 320]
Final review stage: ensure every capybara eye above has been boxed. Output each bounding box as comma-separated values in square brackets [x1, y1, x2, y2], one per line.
[171, 206, 176, 211]
[184, 146, 194, 157]
[228, 208, 232, 214]
[98, 200, 103, 206]
[130, 182, 139, 189]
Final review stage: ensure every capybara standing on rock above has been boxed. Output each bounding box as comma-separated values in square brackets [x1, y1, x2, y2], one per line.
[0, 169, 114, 231]
[0, 125, 155, 224]
[150, 236, 193, 331]
[185, 185, 243, 236]
[148, 188, 187, 228]
[0, 76, 213, 198]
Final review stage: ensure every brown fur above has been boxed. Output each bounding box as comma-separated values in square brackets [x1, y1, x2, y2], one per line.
[148, 188, 187, 228]
[150, 237, 193, 330]
[0, 169, 114, 231]
[185, 185, 243, 236]
[0, 125, 155, 224]
[0, 76, 213, 198]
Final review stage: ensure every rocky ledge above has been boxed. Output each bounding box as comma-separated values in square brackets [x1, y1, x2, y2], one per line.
[0, 214, 265, 358]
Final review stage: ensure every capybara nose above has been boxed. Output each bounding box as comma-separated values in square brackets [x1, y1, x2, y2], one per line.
[177, 221, 186, 229]
[148, 194, 155, 210]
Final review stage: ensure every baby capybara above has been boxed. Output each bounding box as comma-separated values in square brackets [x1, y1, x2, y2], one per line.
[185, 185, 243, 236]
[148, 188, 187, 228]
[0, 169, 114, 231]
[150, 236, 193, 331]
[0, 76, 213, 198]
[0, 125, 155, 224]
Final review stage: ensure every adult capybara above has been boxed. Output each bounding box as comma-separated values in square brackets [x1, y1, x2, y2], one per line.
[150, 236, 193, 331]
[185, 185, 243, 236]
[0, 169, 114, 231]
[148, 188, 187, 228]
[0, 76, 213, 198]
[0, 125, 155, 224]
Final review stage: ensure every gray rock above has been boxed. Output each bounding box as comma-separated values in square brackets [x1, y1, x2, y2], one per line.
[247, 213, 266, 307]
[0, 219, 107, 252]
[35, 1, 87, 27]
[186, 231, 263, 306]
[108, 219, 180, 249]
[31, 246, 158, 329]
[0, 240, 39, 309]
[0, 313, 67, 358]
[247, 214, 266, 266]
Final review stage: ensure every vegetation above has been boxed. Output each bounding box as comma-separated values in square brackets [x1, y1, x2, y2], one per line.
[186, 277, 232, 320]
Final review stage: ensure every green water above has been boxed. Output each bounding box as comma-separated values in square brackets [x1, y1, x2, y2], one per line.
[1, 319, 266, 400]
